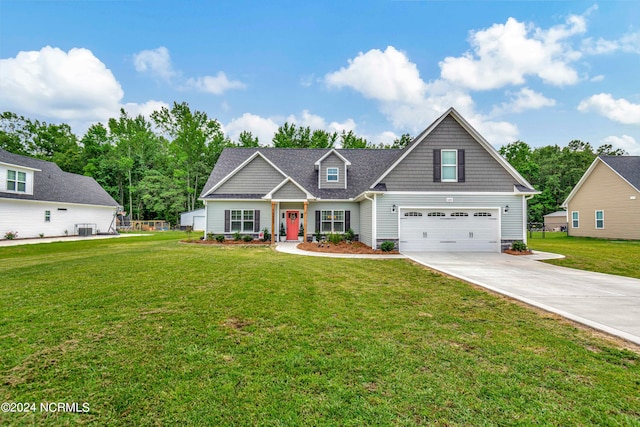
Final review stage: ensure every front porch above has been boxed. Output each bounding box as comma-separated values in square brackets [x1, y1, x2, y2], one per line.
[271, 201, 309, 244]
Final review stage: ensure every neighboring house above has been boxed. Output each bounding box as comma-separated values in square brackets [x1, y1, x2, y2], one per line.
[200, 108, 537, 252]
[180, 208, 206, 231]
[0, 148, 119, 239]
[562, 155, 640, 240]
[543, 211, 567, 231]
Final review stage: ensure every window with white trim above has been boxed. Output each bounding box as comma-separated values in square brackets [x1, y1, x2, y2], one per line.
[45, 210, 51, 222]
[231, 210, 254, 232]
[426, 212, 445, 217]
[321, 210, 344, 232]
[7, 170, 27, 192]
[404, 211, 424, 217]
[474, 212, 492, 217]
[441, 150, 458, 182]
[327, 167, 339, 182]
[571, 211, 579, 228]
[595, 210, 604, 229]
[450, 212, 469, 217]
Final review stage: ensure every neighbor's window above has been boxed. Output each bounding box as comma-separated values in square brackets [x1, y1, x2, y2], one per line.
[231, 209, 254, 232]
[321, 210, 344, 233]
[44, 210, 51, 222]
[7, 170, 27, 192]
[572, 211, 579, 228]
[327, 167, 339, 182]
[595, 210, 604, 229]
[441, 150, 458, 182]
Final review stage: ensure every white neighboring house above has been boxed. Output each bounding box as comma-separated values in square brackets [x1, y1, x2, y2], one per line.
[180, 208, 205, 231]
[0, 148, 119, 239]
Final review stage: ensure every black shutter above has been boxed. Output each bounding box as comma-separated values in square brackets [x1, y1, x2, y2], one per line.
[224, 210, 230, 232]
[315, 210, 321, 232]
[433, 149, 441, 182]
[458, 149, 465, 183]
[254, 210, 260, 232]
[345, 210, 351, 231]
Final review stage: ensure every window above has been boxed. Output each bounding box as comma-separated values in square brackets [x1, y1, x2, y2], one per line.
[7, 170, 26, 192]
[404, 211, 424, 217]
[441, 150, 457, 182]
[44, 210, 51, 222]
[321, 210, 344, 233]
[426, 212, 445, 217]
[231, 209, 254, 232]
[327, 167, 339, 182]
[595, 210, 604, 229]
[450, 212, 469, 217]
[572, 211, 579, 228]
[474, 212, 492, 217]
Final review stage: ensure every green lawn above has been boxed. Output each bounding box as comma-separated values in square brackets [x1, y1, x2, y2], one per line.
[1, 233, 639, 426]
[528, 232, 640, 279]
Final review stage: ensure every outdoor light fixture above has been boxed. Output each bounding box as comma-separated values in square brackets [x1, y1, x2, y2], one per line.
[504, 205, 509, 213]
[392, 204, 397, 213]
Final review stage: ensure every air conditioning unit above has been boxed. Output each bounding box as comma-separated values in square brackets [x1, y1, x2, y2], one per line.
[78, 227, 92, 236]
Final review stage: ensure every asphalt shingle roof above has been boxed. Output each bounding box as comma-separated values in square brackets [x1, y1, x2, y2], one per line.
[0, 148, 119, 206]
[201, 148, 402, 199]
[600, 155, 640, 191]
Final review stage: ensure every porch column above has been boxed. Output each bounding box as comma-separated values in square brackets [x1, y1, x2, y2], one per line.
[303, 201, 308, 242]
[271, 202, 276, 245]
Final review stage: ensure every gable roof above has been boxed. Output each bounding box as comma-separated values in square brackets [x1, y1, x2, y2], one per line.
[562, 155, 640, 207]
[371, 107, 535, 191]
[0, 148, 118, 207]
[200, 148, 400, 200]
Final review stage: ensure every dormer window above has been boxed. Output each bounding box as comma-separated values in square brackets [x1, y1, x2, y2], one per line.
[7, 170, 27, 192]
[327, 167, 339, 182]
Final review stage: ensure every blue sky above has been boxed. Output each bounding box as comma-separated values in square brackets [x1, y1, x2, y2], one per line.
[1, 0, 639, 153]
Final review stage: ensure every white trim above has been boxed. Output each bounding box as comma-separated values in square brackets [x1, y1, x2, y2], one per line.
[571, 211, 579, 229]
[382, 190, 527, 196]
[595, 210, 604, 229]
[0, 198, 117, 209]
[201, 151, 287, 198]
[314, 149, 351, 166]
[263, 177, 315, 200]
[371, 107, 534, 189]
[372, 194, 377, 248]
[326, 167, 339, 182]
[440, 149, 458, 182]
[0, 161, 41, 172]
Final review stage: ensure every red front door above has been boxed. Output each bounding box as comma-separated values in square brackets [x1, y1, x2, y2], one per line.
[286, 211, 299, 240]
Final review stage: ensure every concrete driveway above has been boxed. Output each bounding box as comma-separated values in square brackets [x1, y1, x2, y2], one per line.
[403, 251, 640, 346]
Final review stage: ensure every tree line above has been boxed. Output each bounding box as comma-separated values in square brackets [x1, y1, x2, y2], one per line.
[1, 102, 625, 225]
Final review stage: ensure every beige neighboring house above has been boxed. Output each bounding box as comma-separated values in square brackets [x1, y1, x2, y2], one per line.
[562, 156, 640, 240]
[543, 210, 567, 231]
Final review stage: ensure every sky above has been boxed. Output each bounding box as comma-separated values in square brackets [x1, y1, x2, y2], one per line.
[1, 0, 639, 154]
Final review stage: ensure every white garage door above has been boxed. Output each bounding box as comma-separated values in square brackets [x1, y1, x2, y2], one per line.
[399, 208, 500, 252]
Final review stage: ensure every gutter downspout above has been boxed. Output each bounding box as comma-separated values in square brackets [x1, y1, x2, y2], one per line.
[523, 194, 534, 244]
[364, 193, 376, 249]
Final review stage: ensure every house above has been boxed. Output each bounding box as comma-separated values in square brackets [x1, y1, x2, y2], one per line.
[199, 108, 537, 252]
[562, 155, 640, 240]
[180, 208, 206, 231]
[543, 211, 567, 231]
[0, 148, 119, 239]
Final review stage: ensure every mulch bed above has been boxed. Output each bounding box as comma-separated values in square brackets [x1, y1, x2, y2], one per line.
[504, 249, 534, 255]
[182, 239, 270, 245]
[298, 241, 400, 255]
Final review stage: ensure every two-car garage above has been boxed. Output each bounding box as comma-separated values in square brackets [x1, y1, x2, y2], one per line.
[399, 208, 500, 252]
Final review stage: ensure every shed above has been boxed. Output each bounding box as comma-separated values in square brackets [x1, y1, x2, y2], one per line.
[180, 208, 205, 231]
[544, 210, 567, 231]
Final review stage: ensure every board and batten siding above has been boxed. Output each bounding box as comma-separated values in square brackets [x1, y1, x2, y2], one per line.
[0, 199, 116, 239]
[307, 202, 359, 234]
[318, 153, 346, 189]
[205, 201, 271, 235]
[567, 161, 640, 240]
[383, 116, 515, 192]
[272, 181, 307, 199]
[213, 156, 284, 195]
[358, 197, 373, 247]
[375, 194, 525, 241]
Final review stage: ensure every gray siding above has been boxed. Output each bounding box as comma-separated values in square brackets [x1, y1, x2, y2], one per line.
[308, 201, 360, 234]
[359, 198, 373, 246]
[273, 181, 307, 199]
[376, 193, 525, 240]
[383, 116, 515, 192]
[206, 201, 272, 235]
[213, 156, 284, 195]
[319, 153, 346, 189]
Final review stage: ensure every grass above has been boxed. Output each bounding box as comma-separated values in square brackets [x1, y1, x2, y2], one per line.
[1, 232, 639, 425]
[528, 232, 640, 279]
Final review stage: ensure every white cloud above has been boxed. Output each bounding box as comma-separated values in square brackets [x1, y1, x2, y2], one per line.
[121, 100, 170, 120]
[286, 110, 356, 134]
[578, 94, 640, 125]
[440, 15, 584, 90]
[590, 75, 605, 82]
[325, 46, 427, 103]
[602, 135, 640, 155]
[185, 72, 246, 95]
[582, 31, 640, 55]
[224, 113, 280, 146]
[132, 46, 176, 82]
[492, 87, 556, 115]
[0, 46, 124, 122]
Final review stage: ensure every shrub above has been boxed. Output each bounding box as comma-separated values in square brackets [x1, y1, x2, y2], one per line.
[298, 224, 304, 237]
[327, 233, 343, 245]
[233, 231, 242, 241]
[314, 229, 323, 242]
[380, 241, 395, 252]
[215, 234, 225, 243]
[206, 232, 215, 241]
[4, 231, 18, 240]
[345, 228, 355, 241]
[262, 227, 271, 242]
[511, 240, 528, 252]
[242, 234, 253, 242]
[279, 223, 286, 237]
[39, 233, 44, 238]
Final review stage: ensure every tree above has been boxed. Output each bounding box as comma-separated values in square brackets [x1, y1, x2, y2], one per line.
[237, 130, 259, 147]
[339, 130, 370, 149]
[391, 133, 413, 149]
